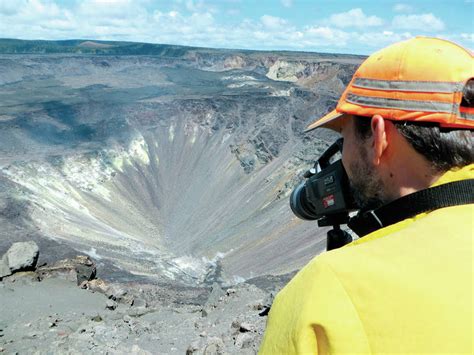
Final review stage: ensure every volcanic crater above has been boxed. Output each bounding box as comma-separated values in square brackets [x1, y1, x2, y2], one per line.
[0, 40, 363, 285]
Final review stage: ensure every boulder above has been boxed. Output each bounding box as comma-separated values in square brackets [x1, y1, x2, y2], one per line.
[5, 241, 39, 272]
[81, 278, 109, 293]
[37, 255, 96, 285]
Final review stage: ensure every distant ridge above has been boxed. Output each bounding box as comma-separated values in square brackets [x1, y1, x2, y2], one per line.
[0, 38, 366, 59]
[0, 38, 200, 57]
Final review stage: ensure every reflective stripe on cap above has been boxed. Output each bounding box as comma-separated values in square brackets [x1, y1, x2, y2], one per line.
[346, 93, 457, 114]
[353, 78, 463, 93]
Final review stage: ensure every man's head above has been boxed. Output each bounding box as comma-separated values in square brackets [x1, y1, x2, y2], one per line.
[306, 37, 474, 210]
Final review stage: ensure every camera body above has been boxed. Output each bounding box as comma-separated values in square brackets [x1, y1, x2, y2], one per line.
[290, 138, 357, 222]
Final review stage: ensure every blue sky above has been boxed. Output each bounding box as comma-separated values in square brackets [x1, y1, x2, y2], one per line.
[0, 0, 472, 54]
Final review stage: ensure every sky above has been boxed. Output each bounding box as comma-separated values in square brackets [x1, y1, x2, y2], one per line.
[0, 0, 472, 55]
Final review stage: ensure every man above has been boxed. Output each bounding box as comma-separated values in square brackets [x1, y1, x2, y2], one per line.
[259, 37, 473, 354]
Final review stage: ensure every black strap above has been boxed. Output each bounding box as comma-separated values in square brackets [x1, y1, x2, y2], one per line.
[348, 179, 474, 237]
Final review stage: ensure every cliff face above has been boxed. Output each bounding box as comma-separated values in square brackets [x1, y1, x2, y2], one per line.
[0, 42, 361, 285]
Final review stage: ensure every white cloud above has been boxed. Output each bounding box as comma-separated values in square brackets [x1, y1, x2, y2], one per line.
[357, 31, 412, 47]
[0, 0, 470, 55]
[260, 15, 288, 29]
[392, 13, 445, 31]
[393, 4, 413, 13]
[78, 0, 147, 20]
[189, 11, 214, 27]
[460, 33, 474, 42]
[281, 0, 293, 8]
[0, 0, 26, 15]
[185, 0, 200, 11]
[19, 0, 63, 19]
[328, 8, 383, 28]
[184, 0, 218, 14]
[299, 26, 351, 48]
[40, 18, 76, 31]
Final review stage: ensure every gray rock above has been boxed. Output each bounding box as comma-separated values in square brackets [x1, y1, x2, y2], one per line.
[226, 288, 236, 296]
[36, 255, 96, 285]
[91, 315, 103, 322]
[82, 278, 109, 293]
[106, 284, 134, 305]
[5, 241, 39, 273]
[0, 256, 11, 279]
[239, 322, 254, 333]
[235, 332, 254, 349]
[231, 320, 241, 330]
[262, 292, 275, 308]
[203, 336, 225, 355]
[258, 292, 275, 316]
[127, 307, 150, 317]
[186, 339, 201, 354]
[105, 299, 118, 310]
[76, 256, 95, 280]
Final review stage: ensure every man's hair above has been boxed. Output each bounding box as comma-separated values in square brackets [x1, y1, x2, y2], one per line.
[353, 79, 474, 173]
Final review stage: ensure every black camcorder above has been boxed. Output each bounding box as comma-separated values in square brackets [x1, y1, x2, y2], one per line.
[290, 138, 357, 250]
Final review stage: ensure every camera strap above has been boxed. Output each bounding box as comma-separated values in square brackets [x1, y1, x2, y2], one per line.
[348, 179, 474, 237]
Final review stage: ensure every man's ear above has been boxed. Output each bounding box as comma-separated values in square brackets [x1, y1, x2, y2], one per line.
[370, 115, 389, 166]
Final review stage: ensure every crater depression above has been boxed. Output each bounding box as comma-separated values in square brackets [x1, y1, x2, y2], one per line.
[0, 40, 362, 285]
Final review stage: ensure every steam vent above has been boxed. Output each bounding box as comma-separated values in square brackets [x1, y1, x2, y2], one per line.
[0, 40, 363, 285]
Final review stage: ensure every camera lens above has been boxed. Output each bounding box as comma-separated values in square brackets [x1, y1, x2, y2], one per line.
[290, 182, 319, 220]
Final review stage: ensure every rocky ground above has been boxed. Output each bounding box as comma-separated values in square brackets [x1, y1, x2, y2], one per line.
[0, 241, 289, 354]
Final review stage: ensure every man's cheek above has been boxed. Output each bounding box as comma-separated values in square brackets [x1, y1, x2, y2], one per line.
[341, 151, 353, 180]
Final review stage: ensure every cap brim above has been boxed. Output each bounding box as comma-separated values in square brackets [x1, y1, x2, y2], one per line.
[304, 109, 345, 133]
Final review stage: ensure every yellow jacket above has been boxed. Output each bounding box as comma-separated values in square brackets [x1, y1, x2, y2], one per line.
[260, 164, 473, 354]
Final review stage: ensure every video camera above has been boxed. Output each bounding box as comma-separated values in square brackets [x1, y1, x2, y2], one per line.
[290, 138, 357, 250]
